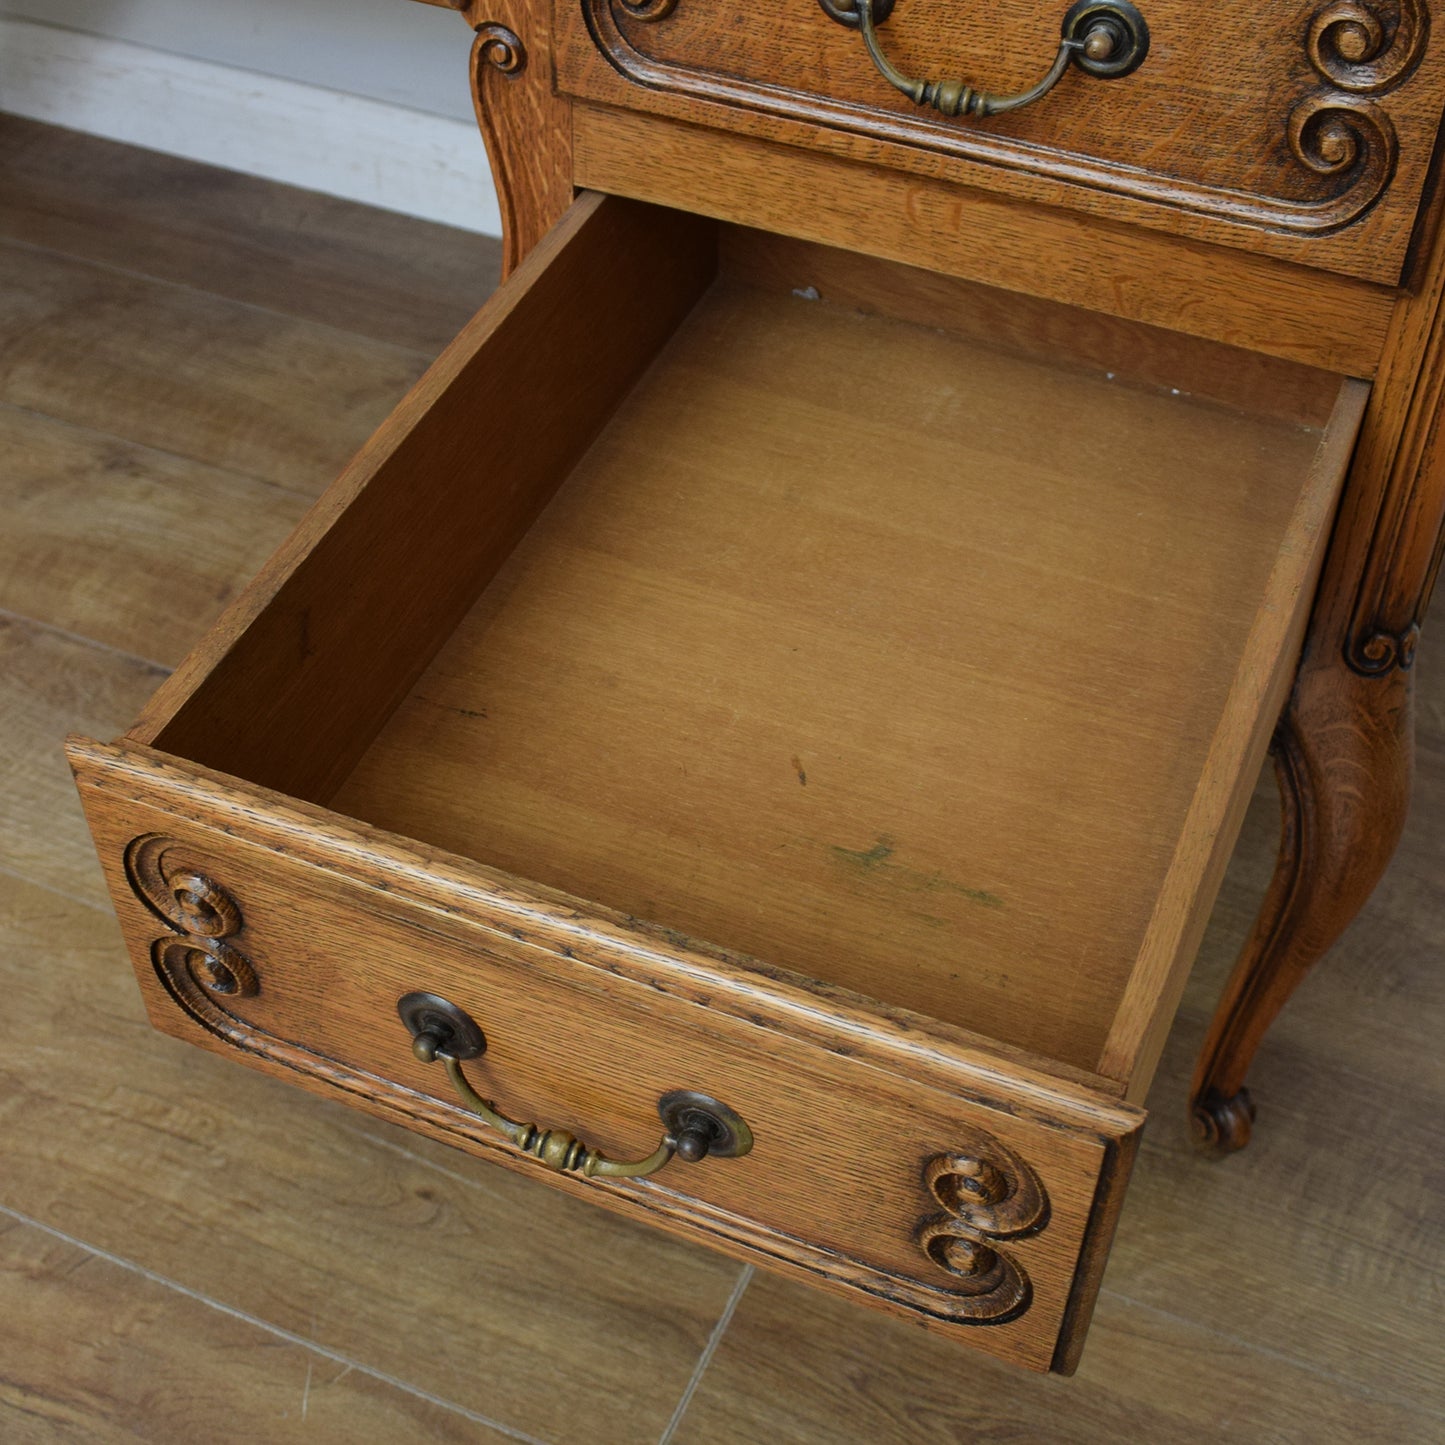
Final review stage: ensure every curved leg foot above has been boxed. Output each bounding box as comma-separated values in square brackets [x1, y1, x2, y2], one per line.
[1190, 1087, 1256, 1154]
[1190, 657, 1413, 1155]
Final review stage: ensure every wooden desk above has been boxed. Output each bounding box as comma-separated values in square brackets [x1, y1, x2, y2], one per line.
[69, 0, 1445, 1374]
[444, 0, 1445, 1153]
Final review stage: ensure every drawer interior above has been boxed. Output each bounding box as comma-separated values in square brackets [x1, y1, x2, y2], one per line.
[132, 193, 1364, 1093]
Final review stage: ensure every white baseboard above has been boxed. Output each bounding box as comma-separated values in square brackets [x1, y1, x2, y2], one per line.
[0, 17, 500, 234]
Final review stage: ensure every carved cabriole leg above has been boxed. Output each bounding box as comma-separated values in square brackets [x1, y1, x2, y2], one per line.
[1192, 190, 1445, 1153]
[1191, 666, 1413, 1151]
[462, 0, 573, 276]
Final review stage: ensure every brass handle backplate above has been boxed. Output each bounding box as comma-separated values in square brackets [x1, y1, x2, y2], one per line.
[819, 0, 1149, 119]
[397, 992, 753, 1180]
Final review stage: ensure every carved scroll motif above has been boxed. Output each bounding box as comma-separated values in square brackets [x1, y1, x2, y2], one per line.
[587, 0, 1428, 239]
[1307, 0, 1429, 92]
[475, 22, 526, 75]
[614, 0, 678, 18]
[470, 10, 573, 275]
[1280, 0, 1428, 219]
[914, 1132, 1050, 1324]
[125, 835, 260, 1024]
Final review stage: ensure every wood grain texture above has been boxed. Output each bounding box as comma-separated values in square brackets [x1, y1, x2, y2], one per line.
[1099, 377, 1366, 1094]
[1108, 729, 1445, 1410]
[9, 131, 1443, 1427]
[331, 259, 1354, 1077]
[1189, 99, 1445, 1145]
[671, 680, 1445, 1422]
[0, 113, 500, 353]
[572, 104, 1396, 377]
[558, 0, 1445, 283]
[64, 220, 1361, 1371]
[68, 740, 1141, 1374]
[0, 869, 744, 1445]
[721, 229, 1345, 427]
[0, 240, 431, 494]
[134, 193, 717, 802]
[0, 404, 309, 668]
[462, 0, 574, 275]
[0, 1215, 509, 1444]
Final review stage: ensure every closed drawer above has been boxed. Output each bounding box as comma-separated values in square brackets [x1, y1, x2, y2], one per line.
[555, 0, 1445, 284]
[71, 191, 1366, 1372]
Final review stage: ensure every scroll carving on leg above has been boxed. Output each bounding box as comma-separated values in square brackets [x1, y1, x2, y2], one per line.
[469, 2, 574, 276]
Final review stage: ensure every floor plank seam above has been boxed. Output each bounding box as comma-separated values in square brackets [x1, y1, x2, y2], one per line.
[342, 1121, 508, 1194]
[0, 234, 445, 364]
[0, 397, 323, 504]
[656, 1265, 755, 1445]
[0, 1202, 553, 1445]
[1100, 1287, 1445, 1419]
[0, 861, 113, 916]
[0, 605, 172, 676]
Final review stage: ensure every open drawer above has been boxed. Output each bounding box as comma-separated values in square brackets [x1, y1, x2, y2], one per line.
[69, 192, 1366, 1374]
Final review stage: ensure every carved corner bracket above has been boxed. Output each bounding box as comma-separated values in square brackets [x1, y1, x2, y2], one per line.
[469, 8, 574, 275]
[914, 1130, 1050, 1324]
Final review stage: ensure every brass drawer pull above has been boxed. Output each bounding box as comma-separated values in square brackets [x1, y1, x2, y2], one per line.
[819, 0, 1149, 119]
[397, 992, 753, 1179]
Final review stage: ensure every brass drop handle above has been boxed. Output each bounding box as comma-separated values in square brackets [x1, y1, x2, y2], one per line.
[397, 992, 753, 1180]
[820, 0, 1149, 119]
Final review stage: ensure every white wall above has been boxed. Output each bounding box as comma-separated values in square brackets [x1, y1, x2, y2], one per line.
[0, 0, 476, 120]
[0, 1, 499, 232]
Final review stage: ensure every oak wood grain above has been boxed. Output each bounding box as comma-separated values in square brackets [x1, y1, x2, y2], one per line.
[63, 214, 1360, 1370]
[0, 869, 745, 1444]
[0, 404, 309, 668]
[722, 229, 1344, 427]
[0, 114, 500, 353]
[332, 259, 1353, 1076]
[1188, 100, 1445, 1146]
[11, 131, 1444, 1423]
[559, 0, 1445, 284]
[1100, 378, 1366, 1094]
[464, 0, 573, 275]
[1108, 783, 1445, 1409]
[69, 741, 1141, 1374]
[133, 193, 717, 803]
[0, 240, 431, 494]
[572, 103, 1396, 377]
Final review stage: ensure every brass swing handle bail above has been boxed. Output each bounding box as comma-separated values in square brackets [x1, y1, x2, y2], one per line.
[398, 992, 753, 1181]
[821, 0, 1149, 119]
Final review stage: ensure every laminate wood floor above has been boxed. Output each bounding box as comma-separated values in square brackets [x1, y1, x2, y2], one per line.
[1, 115, 1440, 1443]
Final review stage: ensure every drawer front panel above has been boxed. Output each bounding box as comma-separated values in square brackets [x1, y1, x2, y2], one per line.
[556, 0, 1445, 282]
[73, 742, 1142, 1374]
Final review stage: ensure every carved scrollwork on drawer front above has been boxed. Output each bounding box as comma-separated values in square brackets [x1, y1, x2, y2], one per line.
[914, 1131, 1050, 1324]
[125, 835, 260, 1020]
[579, 0, 1431, 244]
[1308, 0, 1429, 92]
